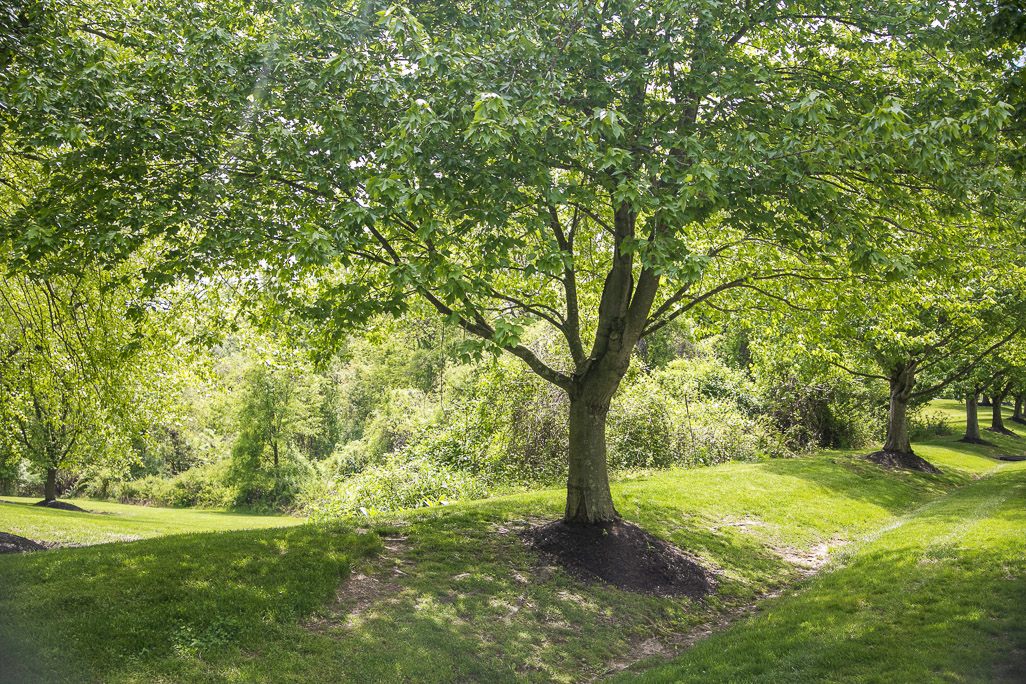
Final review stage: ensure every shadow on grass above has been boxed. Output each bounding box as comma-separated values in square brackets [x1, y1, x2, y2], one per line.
[623, 465, 1026, 684]
[0, 525, 381, 682]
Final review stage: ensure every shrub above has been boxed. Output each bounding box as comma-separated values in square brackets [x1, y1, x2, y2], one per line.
[306, 455, 492, 520]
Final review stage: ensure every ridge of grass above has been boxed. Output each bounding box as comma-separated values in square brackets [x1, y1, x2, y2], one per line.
[1, 401, 1023, 682]
[625, 460, 1026, 683]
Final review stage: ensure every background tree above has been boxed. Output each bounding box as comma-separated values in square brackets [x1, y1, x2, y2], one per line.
[0, 268, 176, 500]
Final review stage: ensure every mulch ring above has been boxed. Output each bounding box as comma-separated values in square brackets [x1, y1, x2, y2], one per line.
[997, 455, 1026, 462]
[863, 450, 941, 474]
[522, 519, 714, 598]
[33, 500, 90, 512]
[0, 532, 50, 554]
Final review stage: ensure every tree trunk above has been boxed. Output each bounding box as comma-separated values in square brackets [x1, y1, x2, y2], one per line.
[272, 441, 279, 469]
[44, 467, 57, 501]
[990, 382, 1013, 432]
[1014, 392, 1025, 423]
[883, 363, 916, 454]
[565, 384, 620, 524]
[964, 392, 981, 441]
[980, 394, 992, 407]
[992, 395, 1006, 432]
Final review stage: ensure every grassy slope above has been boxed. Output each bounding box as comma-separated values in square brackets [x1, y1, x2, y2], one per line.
[627, 460, 1026, 683]
[0, 496, 304, 544]
[1, 400, 1023, 682]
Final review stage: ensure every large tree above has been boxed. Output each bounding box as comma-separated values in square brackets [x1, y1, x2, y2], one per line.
[3, 0, 1023, 521]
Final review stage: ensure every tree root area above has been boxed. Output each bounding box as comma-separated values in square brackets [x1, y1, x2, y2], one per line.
[522, 519, 713, 598]
[0, 532, 47, 554]
[958, 437, 997, 447]
[33, 500, 89, 512]
[864, 450, 941, 474]
[1010, 417, 1026, 426]
[985, 426, 1019, 437]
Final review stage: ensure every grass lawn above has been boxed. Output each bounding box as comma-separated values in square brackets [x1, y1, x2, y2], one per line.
[625, 459, 1026, 683]
[0, 496, 304, 545]
[1, 403, 1024, 682]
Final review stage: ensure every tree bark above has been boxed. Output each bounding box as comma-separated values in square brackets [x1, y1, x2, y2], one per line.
[565, 394, 618, 524]
[1013, 392, 1025, 424]
[883, 362, 916, 454]
[44, 467, 57, 501]
[990, 381, 1014, 432]
[964, 391, 981, 441]
[980, 394, 992, 407]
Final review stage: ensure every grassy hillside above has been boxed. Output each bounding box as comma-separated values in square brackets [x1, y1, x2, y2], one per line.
[1, 406, 1024, 682]
[0, 496, 303, 545]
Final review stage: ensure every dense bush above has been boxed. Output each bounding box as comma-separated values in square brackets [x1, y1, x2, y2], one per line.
[305, 455, 492, 519]
[757, 368, 886, 451]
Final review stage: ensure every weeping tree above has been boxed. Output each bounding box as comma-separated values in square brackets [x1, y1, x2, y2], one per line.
[3, 0, 1024, 521]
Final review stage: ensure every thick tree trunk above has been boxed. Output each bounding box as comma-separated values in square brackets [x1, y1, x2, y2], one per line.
[883, 364, 916, 454]
[964, 392, 981, 441]
[565, 396, 618, 524]
[44, 468, 57, 502]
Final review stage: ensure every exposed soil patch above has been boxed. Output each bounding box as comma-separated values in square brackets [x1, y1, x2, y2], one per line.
[863, 450, 941, 474]
[985, 426, 1019, 438]
[0, 532, 47, 554]
[958, 437, 997, 447]
[303, 535, 410, 633]
[33, 500, 90, 512]
[997, 455, 1026, 462]
[522, 519, 713, 598]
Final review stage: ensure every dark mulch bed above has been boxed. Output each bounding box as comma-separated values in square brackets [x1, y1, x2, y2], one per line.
[864, 450, 941, 474]
[958, 437, 997, 447]
[32, 499, 89, 512]
[1011, 417, 1026, 426]
[522, 519, 713, 598]
[985, 427, 1019, 438]
[997, 455, 1026, 462]
[0, 532, 48, 554]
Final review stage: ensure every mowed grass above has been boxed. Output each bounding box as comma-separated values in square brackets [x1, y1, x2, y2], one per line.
[1, 401, 1023, 682]
[0, 496, 304, 545]
[625, 460, 1026, 683]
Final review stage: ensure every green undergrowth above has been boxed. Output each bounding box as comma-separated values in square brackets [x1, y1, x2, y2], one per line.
[0, 424, 1022, 682]
[0, 496, 303, 545]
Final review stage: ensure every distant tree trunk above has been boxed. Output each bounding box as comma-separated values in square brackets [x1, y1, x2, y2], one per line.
[980, 394, 992, 407]
[271, 441, 279, 469]
[44, 467, 57, 501]
[990, 381, 1014, 433]
[1013, 392, 1025, 424]
[964, 391, 981, 442]
[883, 362, 916, 454]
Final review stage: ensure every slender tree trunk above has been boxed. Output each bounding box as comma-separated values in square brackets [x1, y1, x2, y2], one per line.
[964, 392, 981, 441]
[992, 395, 1006, 432]
[980, 394, 992, 407]
[44, 467, 57, 501]
[883, 363, 916, 454]
[990, 382, 1013, 432]
[1013, 392, 1025, 424]
[272, 441, 279, 469]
